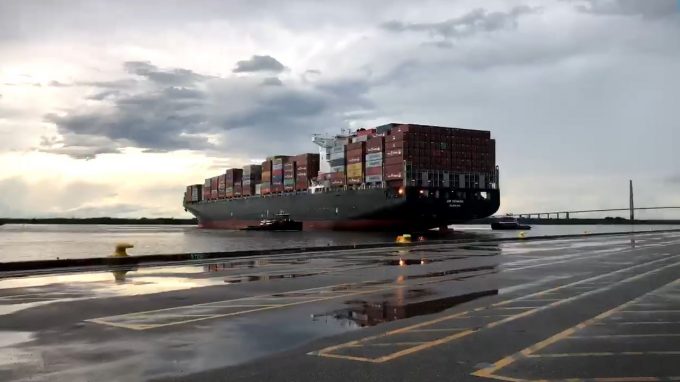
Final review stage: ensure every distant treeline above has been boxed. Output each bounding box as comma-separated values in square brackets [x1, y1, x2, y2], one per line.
[0, 217, 197, 225]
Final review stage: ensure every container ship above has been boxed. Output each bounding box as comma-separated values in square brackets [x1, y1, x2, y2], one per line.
[183, 123, 500, 231]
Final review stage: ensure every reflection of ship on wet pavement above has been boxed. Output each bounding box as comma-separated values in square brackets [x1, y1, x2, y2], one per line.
[312, 289, 498, 327]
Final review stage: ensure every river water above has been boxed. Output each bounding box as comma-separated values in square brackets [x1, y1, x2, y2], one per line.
[0, 223, 679, 263]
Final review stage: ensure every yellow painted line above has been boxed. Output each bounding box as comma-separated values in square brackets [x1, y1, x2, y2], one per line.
[592, 378, 659, 382]
[313, 257, 680, 363]
[569, 334, 680, 339]
[618, 310, 680, 313]
[306, 352, 380, 363]
[593, 377, 680, 382]
[364, 342, 427, 347]
[526, 351, 680, 358]
[472, 278, 680, 380]
[410, 328, 468, 333]
[616, 321, 680, 325]
[198, 304, 279, 308]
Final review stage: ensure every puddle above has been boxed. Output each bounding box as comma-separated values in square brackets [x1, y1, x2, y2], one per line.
[385, 258, 432, 266]
[405, 265, 498, 280]
[224, 271, 320, 283]
[312, 289, 498, 327]
[0, 331, 37, 368]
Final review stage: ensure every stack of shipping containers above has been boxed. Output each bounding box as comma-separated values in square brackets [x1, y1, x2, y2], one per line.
[184, 123, 495, 205]
[261, 160, 272, 195]
[283, 161, 295, 192]
[294, 153, 320, 191]
[380, 124, 494, 190]
[210, 177, 218, 200]
[225, 169, 243, 198]
[346, 141, 365, 185]
[217, 174, 226, 199]
[271, 156, 288, 193]
[203, 178, 211, 200]
[329, 143, 345, 187]
[242, 165, 262, 196]
[365, 137, 384, 185]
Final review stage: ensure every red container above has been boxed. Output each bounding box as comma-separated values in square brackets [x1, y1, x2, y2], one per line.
[225, 169, 243, 186]
[366, 166, 382, 176]
[272, 184, 284, 193]
[262, 160, 272, 172]
[295, 180, 308, 191]
[211, 189, 218, 199]
[384, 164, 404, 180]
[356, 128, 376, 137]
[384, 155, 403, 166]
[242, 185, 254, 196]
[330, 172, 346, 186]
[211, 177, 218, 195]
[385, 148, 404, 157]
[234, 184, 242, 197]
[347, 155, 363, 164]
[366, 136, 384, 153]
[347, 176, 362, 185]
[294, 158, 319, 180]
[347, 141, 365, 152]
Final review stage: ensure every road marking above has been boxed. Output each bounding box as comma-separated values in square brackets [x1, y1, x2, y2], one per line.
[310, 256, 680, 363]
[472, 278, 680, 381]
[526, 351, 680, 358]
[569, 334, 680, 339]
[86, 267, 496, 330]
[618, 310, 680, 313]
[410, 328, 467, 333]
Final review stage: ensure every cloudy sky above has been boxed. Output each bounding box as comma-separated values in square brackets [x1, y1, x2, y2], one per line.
[0, 0, 678, 219]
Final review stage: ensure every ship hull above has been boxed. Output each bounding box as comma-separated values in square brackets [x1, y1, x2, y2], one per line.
[184, 187, 500, 231]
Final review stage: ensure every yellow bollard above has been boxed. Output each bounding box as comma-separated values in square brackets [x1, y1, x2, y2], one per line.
[396, 234, 412, 244]
[112, 243, 134, 257]
[518, 231, 527, 239]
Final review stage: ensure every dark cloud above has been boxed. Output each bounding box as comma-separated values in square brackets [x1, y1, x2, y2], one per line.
[42, 60, 373, 159]
[77, 79, 137, 89]
[260, 77, 283, 86]
[124, 61, 211, 86]
[381, 6, 537, 40]
[233, 55, 285, 73]
[572, 0, 677, 18]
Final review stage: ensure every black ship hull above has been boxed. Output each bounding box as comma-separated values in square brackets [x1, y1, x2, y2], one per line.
[184, 187, 500, 231]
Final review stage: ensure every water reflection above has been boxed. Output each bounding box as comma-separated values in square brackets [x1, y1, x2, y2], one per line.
[108, 265, 138, 283]
[312, 289, 498, 327]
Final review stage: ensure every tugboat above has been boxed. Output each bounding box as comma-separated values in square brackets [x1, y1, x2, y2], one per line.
[491, 216, 531, 230]
[241, 212, 303, 231]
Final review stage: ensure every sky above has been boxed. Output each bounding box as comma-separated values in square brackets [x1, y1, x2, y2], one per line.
[0, 0, 678, 219]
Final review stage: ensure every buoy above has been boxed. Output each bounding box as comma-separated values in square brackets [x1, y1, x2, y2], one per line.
[112, 243, 134, 257]
[519, 231, 527, 239]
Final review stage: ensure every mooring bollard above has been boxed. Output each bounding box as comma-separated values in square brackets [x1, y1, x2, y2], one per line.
[112, 243, 134, 257]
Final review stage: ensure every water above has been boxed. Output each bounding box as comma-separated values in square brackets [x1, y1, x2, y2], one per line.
[0, 223, 678, 263]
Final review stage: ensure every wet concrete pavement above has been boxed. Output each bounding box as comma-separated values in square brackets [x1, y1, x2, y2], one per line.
[0, 231, 679, 381]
